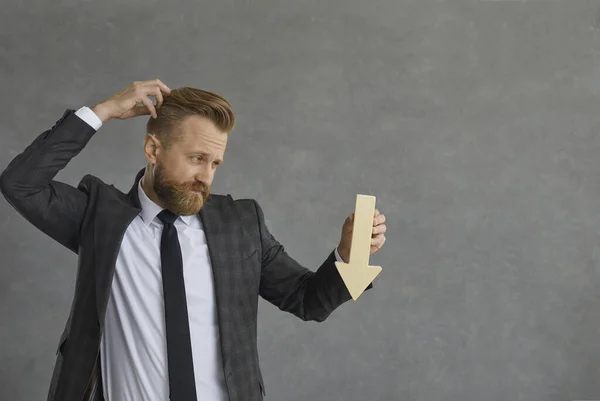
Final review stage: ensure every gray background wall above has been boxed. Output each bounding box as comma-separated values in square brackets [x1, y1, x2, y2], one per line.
[2, 0, 600, 400]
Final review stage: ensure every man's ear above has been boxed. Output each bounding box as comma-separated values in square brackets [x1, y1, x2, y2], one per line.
[143, 133, 161, 164]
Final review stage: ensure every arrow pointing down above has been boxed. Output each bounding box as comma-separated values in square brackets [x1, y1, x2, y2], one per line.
[335, 194, 382, 300]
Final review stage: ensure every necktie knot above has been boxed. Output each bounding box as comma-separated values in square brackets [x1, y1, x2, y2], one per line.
[158, 209, 178, 225]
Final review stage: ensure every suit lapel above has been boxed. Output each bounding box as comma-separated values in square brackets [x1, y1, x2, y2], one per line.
[94, 170, 143, 327]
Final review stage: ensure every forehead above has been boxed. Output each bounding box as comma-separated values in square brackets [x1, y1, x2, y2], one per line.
[175, 116, 228, 153]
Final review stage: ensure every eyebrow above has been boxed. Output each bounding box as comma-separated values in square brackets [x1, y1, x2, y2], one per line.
[190, 151, 223, 164]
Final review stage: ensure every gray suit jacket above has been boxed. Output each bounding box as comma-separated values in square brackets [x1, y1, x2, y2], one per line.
[0, 109, 366, 401]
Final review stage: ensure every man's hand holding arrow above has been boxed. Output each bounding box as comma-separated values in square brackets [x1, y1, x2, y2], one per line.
[336, 195, 387, 300]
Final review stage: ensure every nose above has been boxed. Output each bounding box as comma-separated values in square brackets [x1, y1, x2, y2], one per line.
[195, 166, 213, 186]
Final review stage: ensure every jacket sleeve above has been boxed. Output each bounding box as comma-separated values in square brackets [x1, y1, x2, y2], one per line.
[0, 109, 97, 254]
[254, 199, 364, 322]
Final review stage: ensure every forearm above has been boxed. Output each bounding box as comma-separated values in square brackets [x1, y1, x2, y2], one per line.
[255, 199, 361, 321]
[0, 109, 97, 199]
[0, 109, 99, 253]
[302, 251, 354, 320]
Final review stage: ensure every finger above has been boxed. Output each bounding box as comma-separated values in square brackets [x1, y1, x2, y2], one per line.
[371, 234, 386, 248]
[380, 236, 386, 248]
[374, 213, 386, 226]
[154, 87, 164, 109]
[374, 208, 380, 217]
[142, 79, 171, 96]
[131, 105, 150, 117]
[142, 83, 163, 106]
[371, 242, 383, 252]
[141, 96, 157, 118]
[154, 79, 171, 95]
[372, 224, 387, 235]
[371, 233, 384, 242]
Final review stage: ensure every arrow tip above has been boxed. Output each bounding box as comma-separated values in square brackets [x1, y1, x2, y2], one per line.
[335, 262, 382, 300]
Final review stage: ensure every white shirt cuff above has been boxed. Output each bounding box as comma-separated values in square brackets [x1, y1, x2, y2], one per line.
[75, 106, 103, 130]
[334, 247, 343, 262]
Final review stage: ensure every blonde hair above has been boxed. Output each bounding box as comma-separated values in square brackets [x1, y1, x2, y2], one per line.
[147, 87, 235, 149]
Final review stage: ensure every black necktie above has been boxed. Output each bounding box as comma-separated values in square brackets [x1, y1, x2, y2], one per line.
[157, 209, 197, 401]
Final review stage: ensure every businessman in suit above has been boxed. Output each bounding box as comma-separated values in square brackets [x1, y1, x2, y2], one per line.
[0, 79, 387, 401]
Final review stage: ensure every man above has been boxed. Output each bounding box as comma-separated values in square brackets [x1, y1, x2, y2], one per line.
[0, 79, 387, 401]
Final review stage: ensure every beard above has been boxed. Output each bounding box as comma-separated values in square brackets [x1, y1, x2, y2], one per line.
[152, 163, 211, 216]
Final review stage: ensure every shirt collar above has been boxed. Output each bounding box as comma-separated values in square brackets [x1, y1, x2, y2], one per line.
[137, 177, 194, 226]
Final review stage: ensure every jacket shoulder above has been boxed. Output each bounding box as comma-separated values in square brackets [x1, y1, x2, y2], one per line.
[231, 195, 266, 219]
[210, 194, 262, 224]
[232, 196, 258, 214]
[208, 193, 255, 209]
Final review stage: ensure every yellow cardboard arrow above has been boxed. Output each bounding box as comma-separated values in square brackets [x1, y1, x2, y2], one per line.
[335, 194, 382, 300]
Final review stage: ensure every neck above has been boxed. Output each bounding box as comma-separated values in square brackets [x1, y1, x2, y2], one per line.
[141, 172, 166, 209]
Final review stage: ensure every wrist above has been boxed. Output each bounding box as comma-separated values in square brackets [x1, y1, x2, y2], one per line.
[337, 246, 350, 263]
[91, 103, 112, 123]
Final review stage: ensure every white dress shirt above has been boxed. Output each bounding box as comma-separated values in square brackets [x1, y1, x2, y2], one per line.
[73, 106, 343, 400]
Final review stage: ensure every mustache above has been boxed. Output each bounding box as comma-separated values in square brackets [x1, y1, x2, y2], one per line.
[184, 181, 209, 193]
